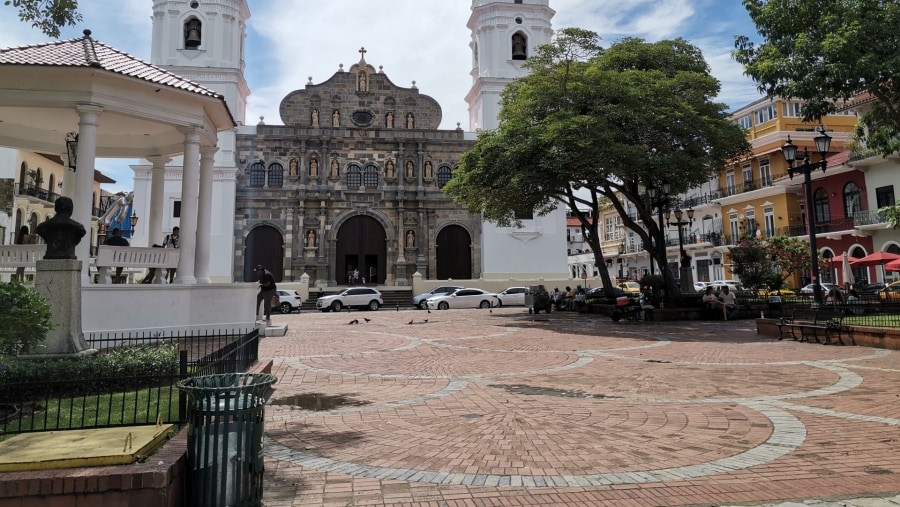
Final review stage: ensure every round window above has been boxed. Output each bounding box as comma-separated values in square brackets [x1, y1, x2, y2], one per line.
[190, 1, 199, 8]
[515, 17, 523, 24]
[351, 110, 374, 127]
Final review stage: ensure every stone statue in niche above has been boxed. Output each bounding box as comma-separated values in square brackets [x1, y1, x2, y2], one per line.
[289, 158, 298, 176]
[332, 109, 340, 127]
[405, 160, 414, 178]
[406, 230, 415, 248]
[357, 72, 368, 92]
[309, 158, 318, 178]
[330, 158, 339, 178]
[385, 159, 395, 178]
[311, 109, 319, 127]
[36, 197, 85, 260]
[424, 161, 433, 179]
[406, 113, 414, 129]
[386, 112, 394, 128]
[306, 229, 316, 248]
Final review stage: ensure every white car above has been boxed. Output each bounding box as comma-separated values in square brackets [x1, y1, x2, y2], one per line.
[316, 287, 383, 312]
[709, 280, 746, 293]
[272, 290, 302, 314]
[799, 283, 838, 296]
[412, 285, 464, 309]
[496, 286, 527, 307]
[693, 281, 709, 292]
[426, 288, 499, 310]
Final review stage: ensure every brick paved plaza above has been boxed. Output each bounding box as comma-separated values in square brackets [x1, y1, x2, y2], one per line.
[259, 308, 900, 506]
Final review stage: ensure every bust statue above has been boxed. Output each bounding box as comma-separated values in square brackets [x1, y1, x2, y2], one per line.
[36, 197, 86, 260]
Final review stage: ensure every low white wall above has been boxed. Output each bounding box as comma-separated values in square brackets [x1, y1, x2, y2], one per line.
[82, 283, 258, 335]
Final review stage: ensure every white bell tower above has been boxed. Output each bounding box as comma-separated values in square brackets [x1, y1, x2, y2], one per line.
[466, 0, 555, 131]
[466, 0, 569, 282]
[131, 0, 250, 282]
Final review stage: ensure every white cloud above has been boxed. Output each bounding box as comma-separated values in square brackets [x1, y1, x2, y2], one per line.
[1, 0, 765, 193]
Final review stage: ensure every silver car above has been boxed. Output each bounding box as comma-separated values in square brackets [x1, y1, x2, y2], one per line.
[316, 287, 383, 312]
[426, 288, 499, 310]
[412, 285, 464, 309]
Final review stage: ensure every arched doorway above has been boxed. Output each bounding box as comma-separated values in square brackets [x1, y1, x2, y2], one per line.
[335, 215, 387, 285]
[436, 225, 472, 280]
[243, 225, 284, 282]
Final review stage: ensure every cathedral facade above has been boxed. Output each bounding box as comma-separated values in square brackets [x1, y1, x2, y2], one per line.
[233, 52, 481, 285]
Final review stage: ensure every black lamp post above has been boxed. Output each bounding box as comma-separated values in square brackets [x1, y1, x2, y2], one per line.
[646, 183, 672, 276]
[781, 129, 831, 304]
[666, 206, 695, 292]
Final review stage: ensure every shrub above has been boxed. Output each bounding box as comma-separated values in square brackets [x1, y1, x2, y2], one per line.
[0, 282, 52, 356]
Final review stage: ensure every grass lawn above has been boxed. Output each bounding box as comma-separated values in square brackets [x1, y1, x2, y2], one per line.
[2, 384, 180, 436]
[842, 314, 900, 328]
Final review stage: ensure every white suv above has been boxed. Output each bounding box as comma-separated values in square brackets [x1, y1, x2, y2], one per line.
[316, 287, 383, 312]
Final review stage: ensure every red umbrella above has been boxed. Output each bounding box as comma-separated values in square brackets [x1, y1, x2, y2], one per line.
[829, 252, 858, 264]
[886, 259, 900, 272]
[850, 251, 900, 266]
[851, 251, 900, 281]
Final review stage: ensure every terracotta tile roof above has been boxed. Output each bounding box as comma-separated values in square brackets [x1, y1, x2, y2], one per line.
[0, 29, 223, 100]
[826, 150, 850, 168]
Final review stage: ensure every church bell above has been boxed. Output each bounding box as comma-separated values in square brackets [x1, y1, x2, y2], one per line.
[185, 28, 201, 48]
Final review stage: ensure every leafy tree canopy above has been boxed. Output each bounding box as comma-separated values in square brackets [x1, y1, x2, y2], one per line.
[734, 0, 900, 156]
[445, 28, 748, 294]
[4, 0, 81, 38]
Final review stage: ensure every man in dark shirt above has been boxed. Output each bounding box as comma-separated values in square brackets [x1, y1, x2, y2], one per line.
[104, 228, 130, 281]
[254, 265, 277, 322]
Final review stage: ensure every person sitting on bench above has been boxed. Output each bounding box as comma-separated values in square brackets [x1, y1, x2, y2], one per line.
[703, 286, 726, 319]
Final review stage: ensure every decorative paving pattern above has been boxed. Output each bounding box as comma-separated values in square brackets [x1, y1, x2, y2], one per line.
[260, 308, 900, 507]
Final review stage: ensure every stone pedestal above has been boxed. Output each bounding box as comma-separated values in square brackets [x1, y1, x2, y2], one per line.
[34, 259, 90, 354]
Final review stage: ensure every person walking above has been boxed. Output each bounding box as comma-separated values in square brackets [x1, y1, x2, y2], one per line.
[719, 285, 738, 320]
[254, 265, 277, 323]
[14, 225, 32, 283]
[104, 228, 130, 282]
[163, 226, 179, 283]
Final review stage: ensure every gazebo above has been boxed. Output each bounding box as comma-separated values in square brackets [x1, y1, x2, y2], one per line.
[0, 30, 256, 334]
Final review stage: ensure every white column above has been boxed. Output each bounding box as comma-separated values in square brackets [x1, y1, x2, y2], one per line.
[147, 156, 170, 247]
[72, 105, 102, 284]
[175, 127, 201, 284]
[195, 145, 217, 283]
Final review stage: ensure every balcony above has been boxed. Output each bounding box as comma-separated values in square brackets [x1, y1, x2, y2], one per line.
[717, 177, 775, 198]
[15, 183, 62, 205]
[777, 217, 857, 237]
[853, 209, 888, 227]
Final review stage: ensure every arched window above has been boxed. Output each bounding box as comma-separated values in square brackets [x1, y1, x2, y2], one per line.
[48, 174, 55, 194]
[437, 165, 453, 188]
[346, 164, 361, 187]
[18, 162, 27, 190]
[248, 162, 266, 187]
[363, 164, 379, 187]
[511, 31, 527, 60]
[184, 17, 202, 49]
[843, 181, 862, 218]
[813, 187, 830, 223]
[267, 163, 284, 188]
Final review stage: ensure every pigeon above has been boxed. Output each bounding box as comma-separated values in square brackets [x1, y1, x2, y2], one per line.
[408, 319, 414, 325]
[424, 319, 429, 323]
[364, 318, 371, 323]
[348, 319, 359, 325]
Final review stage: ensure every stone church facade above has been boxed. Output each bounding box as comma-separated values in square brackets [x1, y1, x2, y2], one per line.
[233, 52, 481, 286]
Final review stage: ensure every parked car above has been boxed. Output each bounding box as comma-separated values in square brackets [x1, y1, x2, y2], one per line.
[880, 280, 900, 301]
[757, 287, 794, 297]
[799, 283, 838, 296]
[693, 281, 710, 292]
[271, 290, 302, 314]
[496, 286, 527, 307]
[412, 285, 464, 309]
[709, 280, 746, 294]
[585, 286, 638, 304]
[617, 281, 642, 294]
[859, 282, 887, 294]
[316, 287, 383, 312]
[426, 288, 499, 310]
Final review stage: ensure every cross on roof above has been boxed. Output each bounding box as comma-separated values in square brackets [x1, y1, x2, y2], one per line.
[359, 47, 367, 59]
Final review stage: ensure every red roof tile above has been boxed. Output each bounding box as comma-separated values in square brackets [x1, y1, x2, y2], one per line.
[826, 150, 850, 169]
[0, 29, 224, 100]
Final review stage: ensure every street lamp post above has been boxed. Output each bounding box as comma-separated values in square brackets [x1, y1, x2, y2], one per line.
[780, 129, 831, 304]
[666, 207, 695, 292]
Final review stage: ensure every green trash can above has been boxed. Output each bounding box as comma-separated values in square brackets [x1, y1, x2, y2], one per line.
[178, 373, 277, 507]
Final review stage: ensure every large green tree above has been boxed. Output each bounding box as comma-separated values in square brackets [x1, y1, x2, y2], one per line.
[734, 0, 900, 157]
[445, 28, 748, 295]
[4, 0, 81, 38]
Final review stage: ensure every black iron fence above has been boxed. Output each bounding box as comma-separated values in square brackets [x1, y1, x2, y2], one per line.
[1, 328, 259, 435]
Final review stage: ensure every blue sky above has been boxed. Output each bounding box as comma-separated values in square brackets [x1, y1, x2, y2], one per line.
[0, 0, 765, 192]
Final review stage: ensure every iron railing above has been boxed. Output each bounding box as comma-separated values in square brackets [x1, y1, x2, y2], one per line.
[853, 209, 888, 227]
[1, 328, 260, 435]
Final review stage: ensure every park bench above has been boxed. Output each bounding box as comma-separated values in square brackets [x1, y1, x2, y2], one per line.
[94, 245, 180, 284]
[777, 304, 846, 345]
